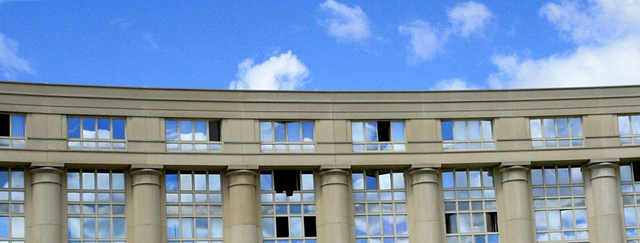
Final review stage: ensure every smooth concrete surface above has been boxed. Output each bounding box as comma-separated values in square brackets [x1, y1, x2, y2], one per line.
[318, 169, 354, 243]
[29, 166, 63, 243]
[498, 165, 535, 243]
[587, 160, 625, 243]
[130, 168, 163, 243]
[409, 167, 445, 243]
[2, 81, 640, 242]
[226, 169, 259, 243]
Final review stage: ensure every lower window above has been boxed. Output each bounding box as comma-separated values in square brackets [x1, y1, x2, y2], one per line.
[261, 170, 317, 243]
[166, 170, 223, 243]
[353, 170, 408, 243]
[67, 169, 126, 243]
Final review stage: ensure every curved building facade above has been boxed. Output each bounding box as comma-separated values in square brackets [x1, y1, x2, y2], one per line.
[0, 81, 638, 243]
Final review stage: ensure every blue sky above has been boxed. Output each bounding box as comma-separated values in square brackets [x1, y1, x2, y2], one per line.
[1, 0, 639, 91]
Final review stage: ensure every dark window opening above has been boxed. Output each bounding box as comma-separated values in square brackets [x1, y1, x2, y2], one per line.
[633, 162, 640, 182]
[276, 217, 289, 237]
[445, 213, 457, 234]
[304, 216, 317, 237]
[209, 121, 221, 142]
[378, 121, 391, 142]
[0, 114, 9, 136]
[274, 170, 300, 196]
[486, 212, 498, 232]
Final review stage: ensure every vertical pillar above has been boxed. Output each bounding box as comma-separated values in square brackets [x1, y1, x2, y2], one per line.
[130, 168, 163, 243]
[226, 169, 259, 243]
[409, 167, 445, 243]
[498, 165, 535, 243]
[30, 166, 63, 243]
[587, 159, 625, 243]
[319, 168, 353, 243]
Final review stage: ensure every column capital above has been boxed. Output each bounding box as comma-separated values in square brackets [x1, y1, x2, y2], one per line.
[226, 169, 258, 188]
[409, 167, 439, 186]
[498, 165, 530, 183]
[29, 166, 64, 175]
[587, 159, 619, 180]
[320, 168, 349, 187]
[130, 168, 162, 187]
[130, 168, 162, 177]
[226, 169, 258, 177]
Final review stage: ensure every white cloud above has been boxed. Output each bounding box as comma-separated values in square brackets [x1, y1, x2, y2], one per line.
[447, 1, 494, 38]
[0, 33, 35, 80]
[398, 21, 445, 63]
[489, 0, 640, 88]
[229, 51, 309, 90]
[433, 78, 479, 90]
[142, 33, 158, 51]
[319, 0, 372, 43]
[399, 1, 493, 63]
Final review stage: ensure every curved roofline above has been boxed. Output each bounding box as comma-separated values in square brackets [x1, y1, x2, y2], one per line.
[2, 80, 640, 94]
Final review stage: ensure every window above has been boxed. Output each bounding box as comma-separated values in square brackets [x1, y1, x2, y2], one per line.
[530, 118, 583, 148]
[352, 121, 405, 152]
[353, 170, 408, 243]
[531, 166, 588, 242]
[0, 114, 25, 148]
[0, 167, 25, 242]
[441, 120, 495, 150]
[261, 170, 317, 243]
[166, 120, 221, 152]
[67, 169, 126, 243]
[260, 121, 314, 152]
[166, 171, 223, 243]
[67, 117, 126, 150]
[618, 115, 640, 145]
[442, 168, 499, 243]
[619, 162, 640, 242]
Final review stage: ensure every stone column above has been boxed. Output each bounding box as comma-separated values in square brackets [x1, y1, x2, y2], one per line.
[130, 168, 163, 243]
[498, 165, 535, 243]
[30, 166, 64, 243]
[409, 167, 445, 243]
[227, 169, 259, 243]
[587, 159, 625, 243]
[319, 168, 353, 243]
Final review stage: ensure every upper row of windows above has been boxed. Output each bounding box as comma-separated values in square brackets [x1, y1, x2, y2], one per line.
[1, 114, 640, 152]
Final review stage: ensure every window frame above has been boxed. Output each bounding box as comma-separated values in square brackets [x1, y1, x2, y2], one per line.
[352, 170, 408, 243]
[165, 170, 223, 243]
[351, 120, 406, 152]
[441, 120, 495, 151]
[0, 167, 26, 241]
[530, 165, 588, 242]
[67, 116, 126, 150]
[529, 117, 584, 149]
[260, 170, 317, 242]
[0, 114, 26, 149]
[442, 168, 499, 243]
[66, 168, 127, 243]
[259, 121, 315, 153]
[618, 115, 640, 146]
[164, 119, 222, 152]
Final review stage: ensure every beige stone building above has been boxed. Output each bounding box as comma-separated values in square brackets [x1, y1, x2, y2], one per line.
[1, 81, 639, 243]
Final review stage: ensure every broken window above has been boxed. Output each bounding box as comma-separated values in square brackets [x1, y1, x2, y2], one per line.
[165, 119, 222, 152]
[442, 168, 499, 243]
[351, 121, 405, 152]
[0, 114, 25, 148]
[261, 170, 317, 241]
